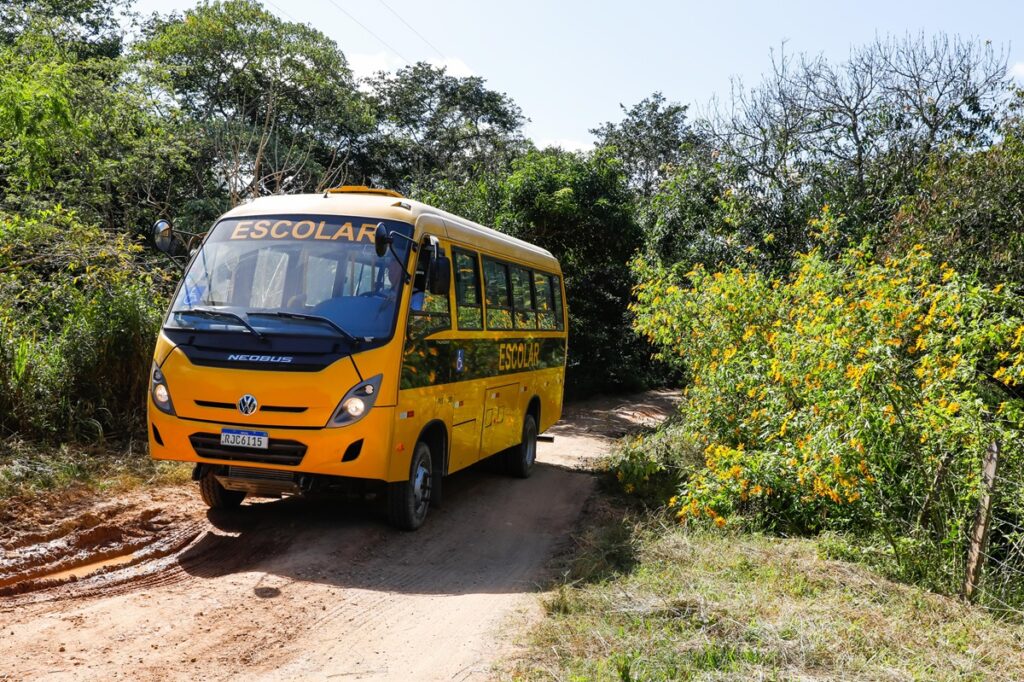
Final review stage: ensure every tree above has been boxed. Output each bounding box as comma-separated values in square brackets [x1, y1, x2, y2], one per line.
[364, 62, 527, 191]
[888, 91, 1024, 286]
[139, 0, 372, 208]
[1, 0, 130, 58]
[704, 34, 1010, 269]
[0, 25, 197, 236]
[591, 92, 695, 197]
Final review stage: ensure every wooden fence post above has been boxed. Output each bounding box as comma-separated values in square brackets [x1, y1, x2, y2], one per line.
[963, 439, 1000, 603]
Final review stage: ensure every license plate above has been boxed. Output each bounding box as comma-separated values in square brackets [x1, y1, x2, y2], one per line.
[220, 429, 269, 449]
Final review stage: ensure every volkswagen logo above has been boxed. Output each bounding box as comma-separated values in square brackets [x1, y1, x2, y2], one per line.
[237, 394, 258, 416]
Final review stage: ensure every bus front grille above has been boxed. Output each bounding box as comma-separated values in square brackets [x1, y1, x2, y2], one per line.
[189, 433, 307, 466]
[194, 400, 308, 413]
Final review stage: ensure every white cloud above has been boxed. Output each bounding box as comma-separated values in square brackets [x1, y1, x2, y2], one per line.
[426, 57, 475, 78]
[1010, 62, 1024, 83]
[347, 51, 403, 81]
[537, 138, 595, 153]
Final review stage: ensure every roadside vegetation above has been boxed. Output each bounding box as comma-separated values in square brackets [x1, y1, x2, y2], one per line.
[2, 0, 1023, 652]
[511, 496, 1024, 681]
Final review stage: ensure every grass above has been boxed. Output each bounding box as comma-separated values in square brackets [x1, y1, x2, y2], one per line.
[0, 438, 191, 508]
[510, 498, 1024, 681]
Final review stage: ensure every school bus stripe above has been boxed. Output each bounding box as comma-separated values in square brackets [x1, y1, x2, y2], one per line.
[400, 337, 566, 390]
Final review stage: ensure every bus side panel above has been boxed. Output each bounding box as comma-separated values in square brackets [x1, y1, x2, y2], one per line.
[522, 366, 564, 434]
[391, 383, 452, 481]
[449, 374, 485, 472]
[450, 419, 479, 472]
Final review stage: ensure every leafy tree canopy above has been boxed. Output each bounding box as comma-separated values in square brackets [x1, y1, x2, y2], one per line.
[591, 92, 695, 197]
[365, 62, 527, 191]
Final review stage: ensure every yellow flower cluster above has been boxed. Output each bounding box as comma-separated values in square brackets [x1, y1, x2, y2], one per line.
[629, 237, 1024, 531]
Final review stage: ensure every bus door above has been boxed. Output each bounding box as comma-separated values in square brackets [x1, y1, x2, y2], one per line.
[481, 380, 521, 457]
[398, 234, 453, 467]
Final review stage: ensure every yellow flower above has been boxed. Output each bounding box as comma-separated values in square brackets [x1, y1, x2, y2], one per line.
[714, 517, 727, 528]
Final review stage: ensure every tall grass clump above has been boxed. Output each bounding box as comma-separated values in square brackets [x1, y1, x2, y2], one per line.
[622, 211, 1024, 608]
[0, 208, 169, 443]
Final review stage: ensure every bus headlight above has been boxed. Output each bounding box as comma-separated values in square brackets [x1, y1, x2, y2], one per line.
[329, 374, 382, 427]
[151, 363, 176, 415]
[343, 397, 366, 418]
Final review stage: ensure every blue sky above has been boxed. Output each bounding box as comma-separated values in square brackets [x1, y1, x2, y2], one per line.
[134, 0, 1024, 150]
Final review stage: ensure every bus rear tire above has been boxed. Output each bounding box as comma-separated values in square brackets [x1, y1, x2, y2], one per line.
[387, 441, 432, 531]
[199, 471, 246, 509]
[505, 413, 538, 479]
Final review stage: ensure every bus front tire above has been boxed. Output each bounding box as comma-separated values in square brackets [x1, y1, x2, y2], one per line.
[199, 472, 246, 509]
[505, 413, 538, 479]
[387, 441, 432, 531]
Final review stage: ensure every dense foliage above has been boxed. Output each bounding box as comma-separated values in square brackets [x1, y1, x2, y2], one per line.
[604, 36, 1024, 607]
[0, 209, 167, 441]
[3, 1, 1024, 608]
[622, 225, 1024, 605]
[889, 110, 1024, 285]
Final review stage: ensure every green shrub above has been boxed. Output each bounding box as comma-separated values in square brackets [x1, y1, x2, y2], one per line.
[628, 216, 1024, 603]
[0, 208, 169, 442]
[611, 418, 703, 506]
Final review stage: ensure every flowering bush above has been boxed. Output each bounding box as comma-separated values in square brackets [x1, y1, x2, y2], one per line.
[627, 231, 1024, 596]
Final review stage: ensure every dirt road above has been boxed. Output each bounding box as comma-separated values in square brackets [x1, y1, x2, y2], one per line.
[0, 391, 677, 681]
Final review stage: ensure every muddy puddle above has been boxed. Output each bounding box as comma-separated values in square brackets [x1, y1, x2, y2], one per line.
[0, 487, 206, 601]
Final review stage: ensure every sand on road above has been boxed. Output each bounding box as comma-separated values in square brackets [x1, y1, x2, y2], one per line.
[0, 390, 678, 681]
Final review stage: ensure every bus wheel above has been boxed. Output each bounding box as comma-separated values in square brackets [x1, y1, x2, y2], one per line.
[506, 413, 538, 479]
[199, 471, 246, 509]
[387, 441, 432, 531]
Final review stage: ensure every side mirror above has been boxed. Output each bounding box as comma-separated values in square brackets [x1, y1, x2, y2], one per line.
[428, 254, 451, 295]
[374, 223, 391, 258]
[153, 219, 174, 254]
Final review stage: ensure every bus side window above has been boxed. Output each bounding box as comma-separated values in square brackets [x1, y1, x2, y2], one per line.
[510, 265, 537, 330]
[535, 271, 557, 330]
[482, 258, 513, 330]
[551, 275, 565, 331]
[454, 249, 483, 330]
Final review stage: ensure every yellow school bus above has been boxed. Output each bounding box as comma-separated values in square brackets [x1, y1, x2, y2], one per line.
[148, 187, 567, 529]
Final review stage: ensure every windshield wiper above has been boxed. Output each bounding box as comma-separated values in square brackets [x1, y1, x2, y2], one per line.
[171, 307, 264, 338]
[248, 311, 360, 344]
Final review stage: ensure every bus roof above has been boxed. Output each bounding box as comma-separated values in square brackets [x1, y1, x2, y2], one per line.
[221, 192, 560, 272]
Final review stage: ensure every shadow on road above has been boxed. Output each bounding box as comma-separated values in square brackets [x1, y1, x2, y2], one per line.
[176, 460, 595, 598]
[549, 389, 680, 440]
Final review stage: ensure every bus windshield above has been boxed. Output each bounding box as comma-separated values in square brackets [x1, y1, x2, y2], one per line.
[166, 215, 415, 340]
